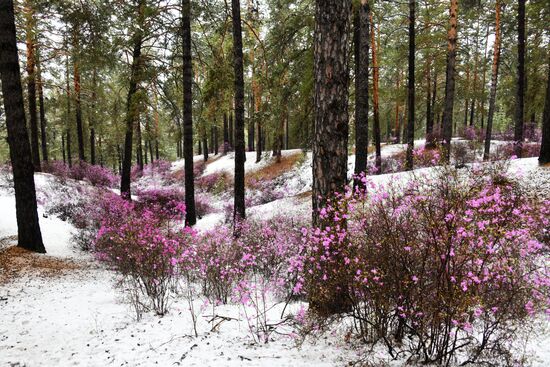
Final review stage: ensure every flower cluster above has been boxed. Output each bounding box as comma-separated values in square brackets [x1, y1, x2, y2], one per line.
[43, 161, 118, 188]
[292, 166, 549, 364]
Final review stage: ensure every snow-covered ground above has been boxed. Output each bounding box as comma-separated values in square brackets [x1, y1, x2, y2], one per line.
[1, 149, 549, 366]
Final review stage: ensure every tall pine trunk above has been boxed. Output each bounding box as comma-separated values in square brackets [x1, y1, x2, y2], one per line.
[120, 0, 144, 198]
[202, 133, 208, 162]
[311, 0, 351, 316]
[182, 0, 196, 225]
[426, 58, 437, 148]
[539, 58, 550, 165]
[405, 0, 416, 170]
[232, 0, 246, 221]
[73, 30, 85, 163]
[371, 12, 381, 173]
[353, 0, 369, 185]
[223, 112, 229, 154]
[36, 49, 48, 163]
[442, 0, 458, 161]
[514, 0, 526, 157]
[229, 111, 234, 149]
[25, 2, 40, 171]
[90, 69, 98, 165]
[483, 0, 501, 161]
[0, 0, 45, 253]
[65, 51, 72, 168]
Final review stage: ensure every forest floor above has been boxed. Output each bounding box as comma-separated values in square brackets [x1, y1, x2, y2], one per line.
[1, 141, 550, 366]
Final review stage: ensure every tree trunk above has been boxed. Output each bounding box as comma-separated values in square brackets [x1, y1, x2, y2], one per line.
[483, 0, 501, 161]
[73, 31, 85, 163]
[311, 0, 351, 316]
[370, 12, 381, 173]
[232, 0, 246, 222]
[229, 111, 234, 149]
[25, 2, 41, 171]
[202, 133, 208, 162]
[65, 51, 72, 168]
[405, 0, 415, 170]
[470, 19, 480, 127]
[181, 0, 196, 224]
[426, 57, 437, 148]
[90, 69, 98, 165]
[0, 0, 45, 253]
[394, 71, 401, 143]
[36, 49, 48, 163]
[120, 0, 145, 198]
[514, 0, 526, 157]
[442, 0, 458, 161]
[256, 121, 262, 162]
[62, 134, 66, 164]
[248, 94, 255, 151]
[214, 125, 219, 155]
[538, 57, 550, 165]
[463, 59, 470, 128]
[353, 0, 369, 185]
[223, 112, 229, 154]
[479, 25, 490, 129]
[136, 117, 143, 170]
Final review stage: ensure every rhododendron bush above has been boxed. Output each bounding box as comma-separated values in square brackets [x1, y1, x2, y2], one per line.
[93, 193, 191, 318]
[56, 160, 549, 361]
[42, 161, 118, 187]
[295, 166, 549, 365]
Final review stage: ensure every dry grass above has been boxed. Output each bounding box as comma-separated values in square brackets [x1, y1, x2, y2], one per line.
[246, 152, 303, 186]
[0, 238, 84, 284]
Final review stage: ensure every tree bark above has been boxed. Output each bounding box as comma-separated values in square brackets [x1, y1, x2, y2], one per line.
[90, 69, 98, 165]
[353, 0, 369, 185]
[65, 51, 72, 168]
[311, 0, 351, 316]
[202, 133, 208, 162]
[36, 49, 48, 163]
[25, 2, 41, 171]
[182, 0, 196, 225]
[223, 112, 229, 154]
[514, 0, 526, 157]
[483, 0, 501, 161]
[405, 0, 415, 170]
[136, 117, 143, 170]
[229, 111, 234, 149]
[394, 72, 401, 143]
[120, 0, 145, 198]
[442, 0, 458, 161]
[214, 125, 219, 155]
[539, 57, 550, 165]
[0, 0, 45, 253]
[232, 0, 246, 222]
[73, 31, 85, 163]
[256, 120, 262, 162]
[370, 12, 381, 173]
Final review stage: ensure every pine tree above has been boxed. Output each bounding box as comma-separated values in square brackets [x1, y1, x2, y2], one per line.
[0, 0, 45, 253]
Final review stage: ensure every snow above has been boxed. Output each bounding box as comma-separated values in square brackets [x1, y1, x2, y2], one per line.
[1, 154, 549, 366]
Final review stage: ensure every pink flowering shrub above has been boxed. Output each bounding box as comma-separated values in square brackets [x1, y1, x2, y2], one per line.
[93, 196, 192, 318]
[375, 145, 442, 174]
[42, 161, 118, 188]
[462, 126, 483, 141]
[294, 167, 549, 364]
[130, 164, 143, 181]
[194, 217, 304, 342]
[143, 160, 172, 178]
[196, 172, 231, 194]
[492, 142, 542, 161]
[134, 187, 186, 221]
[194, 217, 303, 305]
[194, 193, 215, 217]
